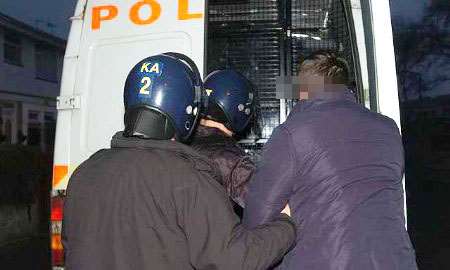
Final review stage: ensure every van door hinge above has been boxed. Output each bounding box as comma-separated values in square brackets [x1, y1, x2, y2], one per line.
[69, 0, 87, 21]
[57, 95, 81, 110]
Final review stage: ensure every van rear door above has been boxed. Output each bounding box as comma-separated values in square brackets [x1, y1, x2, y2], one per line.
[51, 1, 205, 268]
[53, 0, 205, 191]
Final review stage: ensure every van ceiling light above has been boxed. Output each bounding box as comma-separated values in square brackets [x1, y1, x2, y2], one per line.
[292, 33, 309, 38]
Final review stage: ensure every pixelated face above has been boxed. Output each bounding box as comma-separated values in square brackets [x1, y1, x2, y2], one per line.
[297, 73, 324, 100]
[297, 72, 347, 100]
[275, 73, 348, 100]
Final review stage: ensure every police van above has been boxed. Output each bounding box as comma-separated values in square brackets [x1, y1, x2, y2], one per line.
[50, 0, 401, 268]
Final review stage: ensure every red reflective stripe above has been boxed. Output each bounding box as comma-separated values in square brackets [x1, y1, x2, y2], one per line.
[51, 234, 64, 266]
[51, 197, 64, 221]
[52, 248, 64, 266]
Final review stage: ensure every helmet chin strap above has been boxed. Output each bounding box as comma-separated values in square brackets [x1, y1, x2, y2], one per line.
[200, 119, 233, 137]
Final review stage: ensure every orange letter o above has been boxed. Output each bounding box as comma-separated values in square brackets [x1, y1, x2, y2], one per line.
[130, 0, 161, 25]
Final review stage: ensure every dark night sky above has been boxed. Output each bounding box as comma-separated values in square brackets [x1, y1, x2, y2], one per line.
[0, 0, 77, 39]
[390, 0, 427, 22]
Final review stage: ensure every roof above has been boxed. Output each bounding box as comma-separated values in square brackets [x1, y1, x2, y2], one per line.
[0, 12, 66, 49]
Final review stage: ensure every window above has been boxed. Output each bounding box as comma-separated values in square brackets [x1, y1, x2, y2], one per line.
[44, 112, 56, 149]
[27, 110, 42, 146]
[22, 106, 56, 152]
[3, 120, 12, 144]
[0, 102, 16, 144]
[4, 32, 23, 66]
[35, 43, 58, 82]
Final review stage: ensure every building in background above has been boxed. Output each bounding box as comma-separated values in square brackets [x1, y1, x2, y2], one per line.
[0, 12, 65, 153]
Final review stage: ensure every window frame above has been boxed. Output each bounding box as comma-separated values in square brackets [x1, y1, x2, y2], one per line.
[34, 42, 59, 83]
[3, 31, 23, 67]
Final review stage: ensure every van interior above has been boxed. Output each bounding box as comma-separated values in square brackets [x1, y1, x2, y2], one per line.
[205, 0, 361, 156]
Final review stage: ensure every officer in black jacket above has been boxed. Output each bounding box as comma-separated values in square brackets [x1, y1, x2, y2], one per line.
[62, 53, 296, 270]
[191, 70, 255, 210]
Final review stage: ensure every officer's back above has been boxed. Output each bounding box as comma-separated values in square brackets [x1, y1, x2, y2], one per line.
[63, 139, 202, 269]
[63, 53, 296, 270]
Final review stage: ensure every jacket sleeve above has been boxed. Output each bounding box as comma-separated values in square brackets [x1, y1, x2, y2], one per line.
[230, 155, 255, 208]
[243, 126, 297, 229]
[174, 171, 296, 270]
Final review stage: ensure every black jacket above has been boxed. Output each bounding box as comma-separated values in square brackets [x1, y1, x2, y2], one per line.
[62, 132, 296, 270]
[190, 126, 255, 207]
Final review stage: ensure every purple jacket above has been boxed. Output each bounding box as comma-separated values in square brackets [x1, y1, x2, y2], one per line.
[243, 91, 418, 270]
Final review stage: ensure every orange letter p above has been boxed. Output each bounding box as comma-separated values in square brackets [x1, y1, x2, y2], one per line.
[92, 5, 119, 30]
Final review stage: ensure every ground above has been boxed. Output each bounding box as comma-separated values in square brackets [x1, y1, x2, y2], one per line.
[0, 234, 50, 270]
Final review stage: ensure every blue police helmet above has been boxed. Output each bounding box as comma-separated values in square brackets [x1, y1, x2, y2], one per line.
[204, 70, 254, 133]
[124, 53, 202, 141]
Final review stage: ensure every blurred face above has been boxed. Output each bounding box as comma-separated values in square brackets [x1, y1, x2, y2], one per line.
[297, 72, 348, 100]
[297, 72, 326, 100]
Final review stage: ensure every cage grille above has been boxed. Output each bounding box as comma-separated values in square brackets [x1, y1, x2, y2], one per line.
[207, 0, 356, 142]
[290, 0, 355, 82]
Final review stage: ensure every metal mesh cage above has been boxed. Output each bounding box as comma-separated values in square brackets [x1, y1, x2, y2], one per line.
[207, 0, 356, 143]
[207, 0, 280, 28]
[206, 32, 281, 139]
[207, 0, 283, 139]
[290, 0, 355, 82]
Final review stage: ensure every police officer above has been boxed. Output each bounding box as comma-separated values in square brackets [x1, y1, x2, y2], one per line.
[62, 53, 296, 270]
[191, 70, 255, 210]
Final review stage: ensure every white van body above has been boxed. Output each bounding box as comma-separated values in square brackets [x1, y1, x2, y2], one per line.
[52, 0, 400, 191]
[52, 0, 206, 190]
[51, 0, 402, 269]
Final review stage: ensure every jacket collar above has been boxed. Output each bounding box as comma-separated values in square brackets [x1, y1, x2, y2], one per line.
[111, 131, 203, 159]
[111, 132, 221, 176]
[308, 88, 356, 102]
[193, 125, 228, 139]
[292, 89, 356, 114]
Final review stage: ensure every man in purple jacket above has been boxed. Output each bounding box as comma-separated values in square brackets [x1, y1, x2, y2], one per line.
[243, 50, 418, 270]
